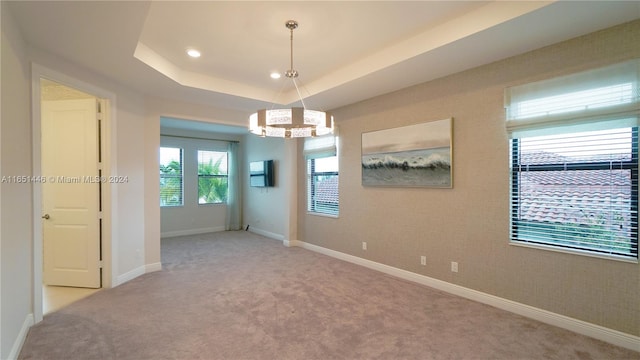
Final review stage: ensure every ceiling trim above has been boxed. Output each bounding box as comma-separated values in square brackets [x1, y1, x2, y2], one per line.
[134, 1, 553, 107]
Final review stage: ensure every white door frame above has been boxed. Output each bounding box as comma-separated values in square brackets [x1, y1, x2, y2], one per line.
[31, 63, 118, 323]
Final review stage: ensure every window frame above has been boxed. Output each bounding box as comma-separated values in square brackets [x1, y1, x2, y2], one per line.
[307, 156, 339, 217]
[505, 60, 640, 261]
[509, 128, 639, 260]
[159, 146, 184, 207]
[197, 149, 229, 205]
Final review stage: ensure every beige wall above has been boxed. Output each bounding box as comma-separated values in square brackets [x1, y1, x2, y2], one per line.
[1, 2, 33, 357]
[115, 93, 147, 277]
[243, 135, 291, 240]
[298, 20, 640, 336]
[143, 108, 161, 269]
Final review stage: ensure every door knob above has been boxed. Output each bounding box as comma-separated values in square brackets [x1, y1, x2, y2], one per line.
[42, 214, 50, 219]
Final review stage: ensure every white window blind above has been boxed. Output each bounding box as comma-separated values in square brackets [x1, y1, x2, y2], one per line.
[307, 156, 339, 216]
[511, 128, 638, 258]
[505, 59, 640, 138]
[303, 132, 337, 159]
[507, 59, 639, 259]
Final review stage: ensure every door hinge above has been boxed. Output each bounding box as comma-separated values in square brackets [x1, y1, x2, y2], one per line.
[99, 260, 104, 268]
[98, 211, 103, 219]
[96, 100, 103, 117]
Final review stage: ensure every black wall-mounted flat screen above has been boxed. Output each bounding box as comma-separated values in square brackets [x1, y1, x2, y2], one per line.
[249, 160, 275, 187]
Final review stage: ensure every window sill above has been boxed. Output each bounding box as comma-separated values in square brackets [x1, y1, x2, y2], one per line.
[509, 240, 638, 264]
[307, 212, 339, 219]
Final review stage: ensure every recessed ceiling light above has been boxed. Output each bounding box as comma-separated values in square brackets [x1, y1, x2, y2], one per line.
[187, 49, 201, 58]
[270, 72, 281, 79]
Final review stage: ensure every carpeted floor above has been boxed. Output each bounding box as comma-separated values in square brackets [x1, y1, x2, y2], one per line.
[19, 231, 639, 359]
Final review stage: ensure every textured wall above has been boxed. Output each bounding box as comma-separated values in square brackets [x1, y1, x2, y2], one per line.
[298, 20, 640, 335]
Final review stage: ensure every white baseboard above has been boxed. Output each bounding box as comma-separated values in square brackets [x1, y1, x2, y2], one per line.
[284, 239, 303, 248]
[293, 240, 640, 352]
[108, 262, 162, 288]
[8, 313, 34, 360]
[247, 227, 284, 242]
[115, 265, 145, 286]
[145, 262, 162, 273]
[161, 226, 225, 238]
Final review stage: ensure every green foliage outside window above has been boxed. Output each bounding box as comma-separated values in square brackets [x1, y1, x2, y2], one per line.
[160, 147, 183, 207]
[198, 151, 228, 204]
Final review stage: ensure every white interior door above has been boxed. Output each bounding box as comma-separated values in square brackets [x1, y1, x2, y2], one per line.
[42, 98, 101, 288]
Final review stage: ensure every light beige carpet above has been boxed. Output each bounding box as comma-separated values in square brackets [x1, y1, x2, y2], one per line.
[19, 231, 639, 359]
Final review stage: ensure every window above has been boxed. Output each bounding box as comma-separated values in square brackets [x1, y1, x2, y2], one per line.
[197, 150, 228, 204]
[307, 156, 339, 216]
[304, 134, 339, 216]
[511, 128, 638, 258]
[506, 60, 639, 259]
[160, 147, 183, 206]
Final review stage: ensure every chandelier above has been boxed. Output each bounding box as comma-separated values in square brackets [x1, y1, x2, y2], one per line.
[249, 20, 334, 138]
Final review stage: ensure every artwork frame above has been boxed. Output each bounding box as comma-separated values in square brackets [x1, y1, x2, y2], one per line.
[361, 118, 453, 188]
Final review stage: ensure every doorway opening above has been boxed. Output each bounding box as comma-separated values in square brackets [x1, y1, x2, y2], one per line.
[31, 64, 115, 324]
[40, 80, 102, 313]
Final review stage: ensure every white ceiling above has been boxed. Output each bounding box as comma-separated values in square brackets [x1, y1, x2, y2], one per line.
[8, 1, 640, 133]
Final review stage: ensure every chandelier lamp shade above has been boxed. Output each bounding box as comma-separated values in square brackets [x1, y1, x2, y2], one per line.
[249, 20, 334, 138]
[249, 108, 333, 138]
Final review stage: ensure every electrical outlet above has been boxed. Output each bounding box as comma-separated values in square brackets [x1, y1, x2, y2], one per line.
[362, 242, 367, 250]
[451, 261, 458, 273]
[420, 256, 426, 266]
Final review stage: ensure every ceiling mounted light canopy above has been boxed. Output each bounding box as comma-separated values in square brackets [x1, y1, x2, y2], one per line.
[249, 20, 334, 138]
[186, 49, 201, 58]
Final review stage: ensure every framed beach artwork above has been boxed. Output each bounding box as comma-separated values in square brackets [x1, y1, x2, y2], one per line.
[361, 118, 453, 187]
